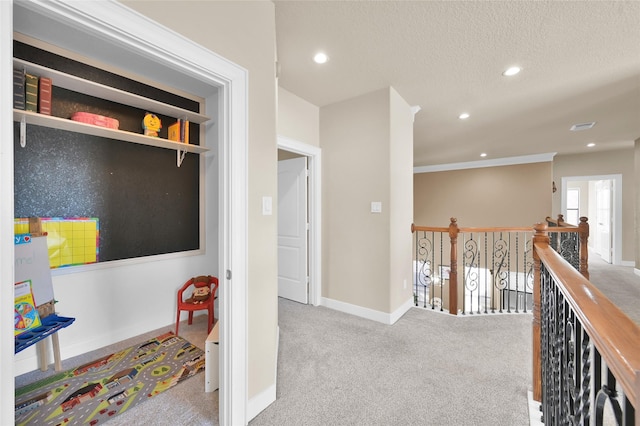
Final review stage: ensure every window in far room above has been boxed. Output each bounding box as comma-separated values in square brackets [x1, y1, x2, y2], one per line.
[566, 187, 580, 225]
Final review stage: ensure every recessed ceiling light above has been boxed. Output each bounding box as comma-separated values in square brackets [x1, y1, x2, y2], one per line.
[503, 66, 521, 76]
[480, 153, 487, 157]
[587, 143, 596, 148]
[458, 112, 470, 120]
[313, 52, 328, 64]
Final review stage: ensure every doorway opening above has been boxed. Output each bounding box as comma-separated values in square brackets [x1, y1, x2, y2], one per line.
[561, 175, 622, 265]
[277, 136, 322, 306]
[6, 2, 249, 424]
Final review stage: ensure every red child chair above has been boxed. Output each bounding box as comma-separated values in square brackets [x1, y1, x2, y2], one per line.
[175, 275, 219, 336]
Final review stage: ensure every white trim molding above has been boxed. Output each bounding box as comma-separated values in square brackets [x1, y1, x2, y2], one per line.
[246, 382, 277, 421]
[246, 325, 279, 421]
[321, 297, 414, 325]
[0, 2, 16, 424]
[414, 152, 557, 174]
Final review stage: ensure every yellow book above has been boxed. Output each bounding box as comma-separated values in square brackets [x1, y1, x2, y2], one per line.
[168, 120, 181, 142]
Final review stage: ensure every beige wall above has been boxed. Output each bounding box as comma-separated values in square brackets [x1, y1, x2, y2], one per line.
[414, 162, 553, 228]
[388, 88, 414, 312]
[277, 87, 320, 146]
[553, 148, 634, 262]
[122, 0, 279, 400]
[321, 87, 413, 313]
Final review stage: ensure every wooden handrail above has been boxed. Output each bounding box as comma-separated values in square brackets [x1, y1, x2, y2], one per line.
[533, 230, 640, 418]
[412, 223, 532, 233]
[546, 213, 579, 227]
[411, 223, 450, 233]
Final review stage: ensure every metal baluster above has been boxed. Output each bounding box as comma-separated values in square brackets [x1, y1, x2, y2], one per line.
[507, 233, 512, 313]
[439, 232, 443, 312]
[515, 233, 520, 313]
[484, 232, 489, 314]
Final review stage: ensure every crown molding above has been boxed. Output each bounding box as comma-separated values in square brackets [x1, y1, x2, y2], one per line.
[414, 152, 557, 174]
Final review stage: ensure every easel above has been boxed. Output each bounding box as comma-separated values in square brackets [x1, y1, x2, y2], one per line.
[14, 218, 74, 372]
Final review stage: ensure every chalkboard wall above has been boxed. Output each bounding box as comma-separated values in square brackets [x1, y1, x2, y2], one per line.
[14, 42, 201, 262]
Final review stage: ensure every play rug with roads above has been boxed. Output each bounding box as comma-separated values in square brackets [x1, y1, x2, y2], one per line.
[15, 332, 205, 426]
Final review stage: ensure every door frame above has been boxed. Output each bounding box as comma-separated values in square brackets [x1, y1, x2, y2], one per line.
[277, 136, 322, 306]
[561, 174, 622, 265]
[2, 2, 248, 424]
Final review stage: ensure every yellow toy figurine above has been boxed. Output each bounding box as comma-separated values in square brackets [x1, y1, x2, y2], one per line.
[142, 112, 161, 137]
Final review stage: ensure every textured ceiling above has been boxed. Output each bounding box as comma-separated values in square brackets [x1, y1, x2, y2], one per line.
[274, 1, 640, 167]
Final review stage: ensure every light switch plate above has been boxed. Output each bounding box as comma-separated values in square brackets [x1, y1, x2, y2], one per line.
[262, 196, 273, 215]
[371, 201, 382, 213]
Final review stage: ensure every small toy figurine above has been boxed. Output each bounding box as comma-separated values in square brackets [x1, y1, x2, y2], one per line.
[191, 283, 211, 304]
[142, 112, 161, 137]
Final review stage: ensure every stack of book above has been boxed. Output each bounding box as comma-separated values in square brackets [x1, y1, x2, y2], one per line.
[167, 118, 190, 143]
[13, 69, 52, 115]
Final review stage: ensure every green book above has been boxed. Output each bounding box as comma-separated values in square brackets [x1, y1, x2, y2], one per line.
[25, 73, 38, 112]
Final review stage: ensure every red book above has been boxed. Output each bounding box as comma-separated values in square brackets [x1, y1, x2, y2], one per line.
[38, 77, 52, 115]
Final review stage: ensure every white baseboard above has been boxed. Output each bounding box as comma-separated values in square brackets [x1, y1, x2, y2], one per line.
[528, 391, 544, 426]
[321, 296, 413, 325]
[246, 325, 279, 422]
[246, 381, 276, 422]
[389, 298, 414, 324]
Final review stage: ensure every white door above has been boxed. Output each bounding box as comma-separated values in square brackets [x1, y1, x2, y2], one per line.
[595, 180, 613, 263]
[278, 157, 308, 303]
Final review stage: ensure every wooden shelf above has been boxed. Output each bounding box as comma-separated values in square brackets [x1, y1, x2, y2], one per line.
[13, 57, 209, 165]
[15, 109, 208, 154]
[14, 58, 210, 124]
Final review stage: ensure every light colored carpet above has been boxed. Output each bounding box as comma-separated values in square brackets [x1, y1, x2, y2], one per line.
[251, 300, 532, 426]
[587, 253, 640, 325]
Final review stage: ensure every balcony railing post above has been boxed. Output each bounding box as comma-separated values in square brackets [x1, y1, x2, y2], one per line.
[448, 217, 459, 315]
[578, 216, 589, 280]
[532, 222, 549, 403]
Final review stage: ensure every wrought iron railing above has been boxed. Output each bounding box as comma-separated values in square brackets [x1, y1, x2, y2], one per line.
[412, 217, 589, 315]
[546, 215, 590, 280]
[532, 223, 639, 425]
